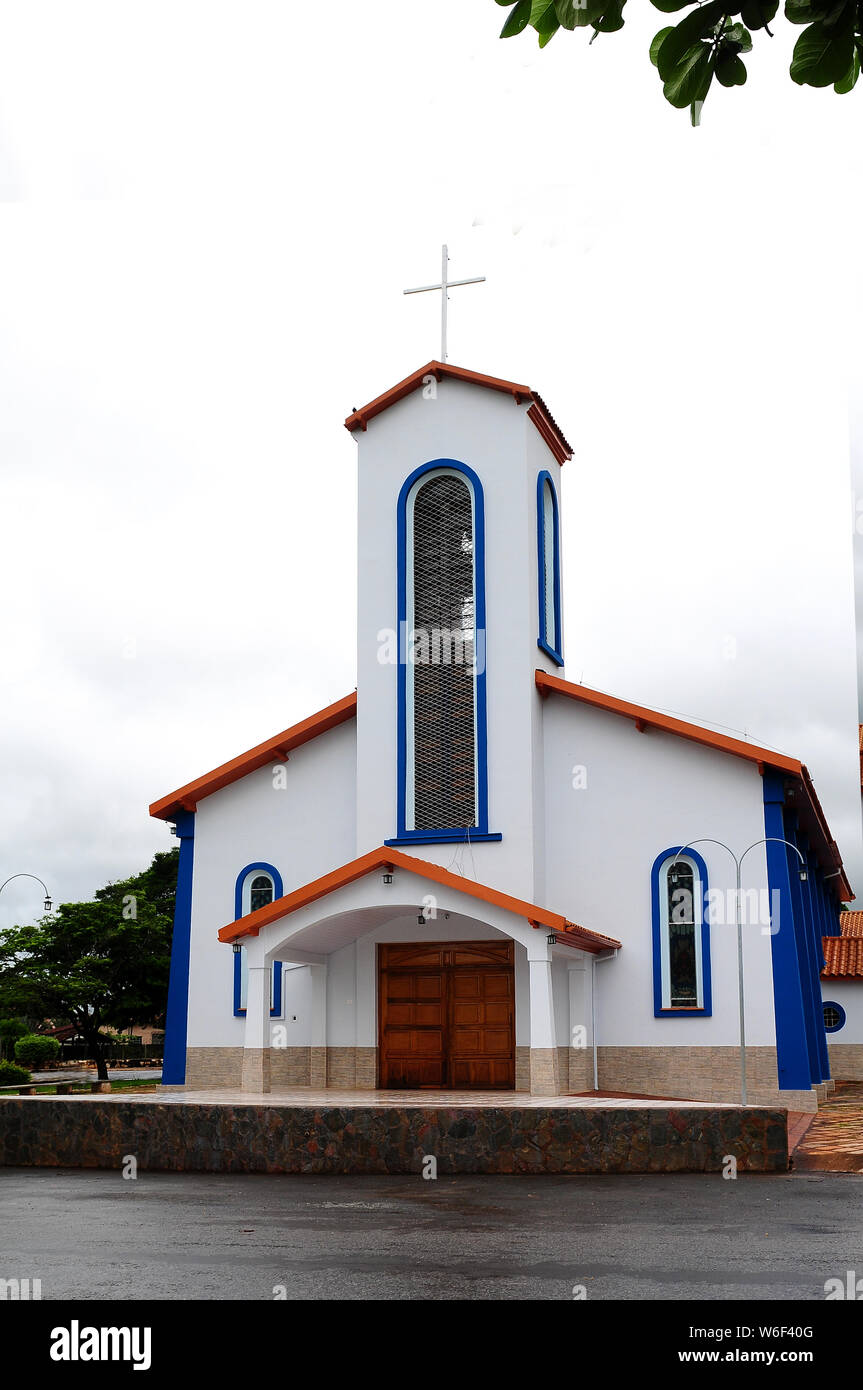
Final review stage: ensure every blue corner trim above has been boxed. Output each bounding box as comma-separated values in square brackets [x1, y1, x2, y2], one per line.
[232, 862, 284, 1018]
[396, 459, 490, 839]
[763, 771, 815, 1091]
[536, 470, 563, 666]
[650, 846, 712, 1017]
[161, 811, 195, 1084]
[822, 1000, 846, 1033]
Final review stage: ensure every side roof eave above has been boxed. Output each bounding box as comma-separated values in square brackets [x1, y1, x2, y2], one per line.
[149, 691, 357, 822]
[217, 845, 621, 956]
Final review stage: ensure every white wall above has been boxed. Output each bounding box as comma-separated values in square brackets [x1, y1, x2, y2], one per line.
[822, 981, 863, 1046]
[185, 718, 356, 1048]
[542, 697, 777, 1048]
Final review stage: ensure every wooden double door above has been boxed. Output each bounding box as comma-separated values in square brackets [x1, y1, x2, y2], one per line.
[379, 940, 515, 1090]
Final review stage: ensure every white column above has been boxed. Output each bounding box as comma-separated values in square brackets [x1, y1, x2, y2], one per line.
[241, 961, 271, 1093]
[527, 941, 560, 1096]
[309, 963, 328, 1088]
[567, 956, 589, 1094]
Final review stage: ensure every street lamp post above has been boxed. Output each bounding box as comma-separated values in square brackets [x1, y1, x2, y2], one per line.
[669, 837, 806, 1106]
[0, 874, 53, 913]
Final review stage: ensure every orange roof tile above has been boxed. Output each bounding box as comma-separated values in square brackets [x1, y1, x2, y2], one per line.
[839, 911, 863, 938]
[149, 692, 357, 822]
[217, 845, 621, 956]
[344, 361, 573, 465]
[822, 936, 863, 978]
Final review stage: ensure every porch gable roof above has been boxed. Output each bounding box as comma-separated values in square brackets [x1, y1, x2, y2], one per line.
[217, 845, 621, 955]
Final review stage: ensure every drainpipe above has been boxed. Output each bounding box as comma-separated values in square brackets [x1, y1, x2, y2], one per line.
[592, 949, 619, 1092]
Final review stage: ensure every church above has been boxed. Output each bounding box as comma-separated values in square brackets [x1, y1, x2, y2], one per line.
[151, 359, 851, 1112]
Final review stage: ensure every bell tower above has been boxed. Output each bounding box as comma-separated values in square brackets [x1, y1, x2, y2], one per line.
[345, 362, 572, 904]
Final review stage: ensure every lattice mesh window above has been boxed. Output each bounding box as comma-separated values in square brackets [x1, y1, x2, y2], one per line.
[411, 472, 476, 830]
[542, 479, 556, 645]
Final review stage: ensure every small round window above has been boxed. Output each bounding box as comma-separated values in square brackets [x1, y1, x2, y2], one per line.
[823, 1002, 846, 1033]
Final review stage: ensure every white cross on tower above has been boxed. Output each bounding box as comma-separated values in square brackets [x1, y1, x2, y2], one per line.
[404, 244, 486, 362]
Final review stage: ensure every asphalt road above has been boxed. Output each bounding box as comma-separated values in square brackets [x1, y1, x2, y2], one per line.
[2, 1169, 862, 1300]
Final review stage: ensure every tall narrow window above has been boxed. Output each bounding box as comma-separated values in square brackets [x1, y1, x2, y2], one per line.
[411, 470, 476, 831]
[232, 863, 283, 1017]
[391, 459, 495, 845]
[536, 471, 562, 664]
[651, 849, 712, 1016]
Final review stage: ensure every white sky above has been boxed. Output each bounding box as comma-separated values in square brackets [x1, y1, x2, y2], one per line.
[1, 0, 861, 925]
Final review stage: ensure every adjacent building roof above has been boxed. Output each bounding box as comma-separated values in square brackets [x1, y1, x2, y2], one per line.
[343, 361, 573, 465]
[536, 670, 852, 902]
[822, 935, 863, 979]
[217, 844, 621, 955]
[149, 692, 357, 822]
[839, 911, 863, 937]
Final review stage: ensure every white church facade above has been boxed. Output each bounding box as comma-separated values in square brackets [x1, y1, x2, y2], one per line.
[152, 362, 850, 1110]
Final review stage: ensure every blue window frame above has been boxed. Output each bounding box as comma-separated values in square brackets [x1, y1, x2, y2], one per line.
[651, 847, 712, 1017]
[536, 470, 563, 666]
[385, 458, 500, 848]
[822, 1001, 846, 1033]
[232, 862, 284, 1017]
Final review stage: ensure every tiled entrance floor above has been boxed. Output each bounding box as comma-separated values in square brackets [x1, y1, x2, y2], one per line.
[792, 1081, 863, 1172]
[9, 1086, 739, 1109]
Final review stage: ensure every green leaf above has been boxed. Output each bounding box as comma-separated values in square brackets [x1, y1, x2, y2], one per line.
[555, 0, 609, 28]
[834, 45, 860, 89]
[651, 0, 697, 11]
[650, 25, 674, 63]
[594, 0, 628, 33]
[724, 22, 754, 50]
[663, 42, 715, 106]
[785, 0, 833, 24]
[740, 0, 779, 27]
[656, 0, 727, 81]
[790, 18, 855, 84]
[500, 0, 533, 37]
[717, 49, 749, 82]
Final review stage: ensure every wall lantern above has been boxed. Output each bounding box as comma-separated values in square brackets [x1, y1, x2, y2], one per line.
[382, 871, 394, 885]
[546, 933, 556, 945]
[232, 941, 241, 954]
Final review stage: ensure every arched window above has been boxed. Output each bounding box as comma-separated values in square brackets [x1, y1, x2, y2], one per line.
[389, 460, 496, 845]
[536, 471, 562, 665]
[232, 863, 283, 1017]
[651, 848, 712, 1016]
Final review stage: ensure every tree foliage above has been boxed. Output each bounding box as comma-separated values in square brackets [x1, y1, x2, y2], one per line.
[0, 850, 178, 1081]
[495, 1, 862, 122]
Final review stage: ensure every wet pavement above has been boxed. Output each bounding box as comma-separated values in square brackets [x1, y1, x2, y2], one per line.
[1, 1167, 861, 1300]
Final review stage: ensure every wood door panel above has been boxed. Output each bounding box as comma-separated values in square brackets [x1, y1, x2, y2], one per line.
[379, 941, 515, 1090]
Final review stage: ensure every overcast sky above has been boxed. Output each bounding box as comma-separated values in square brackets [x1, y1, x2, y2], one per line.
[1, 0, 861, 928]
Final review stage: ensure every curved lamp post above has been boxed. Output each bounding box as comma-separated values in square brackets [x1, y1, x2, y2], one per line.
[669, 838, 806, 1106]
[0, 874, 53, 912]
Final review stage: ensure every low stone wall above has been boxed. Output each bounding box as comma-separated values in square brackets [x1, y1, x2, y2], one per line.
[0, 1099, 788, 1174]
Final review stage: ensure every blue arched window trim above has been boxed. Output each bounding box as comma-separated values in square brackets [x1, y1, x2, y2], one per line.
[651, 846, 712, 1017]
[232, 862, 284, 1018]
[536, 470, 563, 666]
[822, 1001, 846, 1033]
[384, 458, 501, 847]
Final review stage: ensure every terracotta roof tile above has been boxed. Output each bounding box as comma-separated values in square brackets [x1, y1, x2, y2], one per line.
[839, 911, 863, 937]
[822, 935, 863, 978]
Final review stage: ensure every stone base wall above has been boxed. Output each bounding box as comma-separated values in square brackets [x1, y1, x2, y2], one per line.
[0, 1098, 789, 1174]
[596, 1045, 818, 1108]
[827, 1044, 863, 1081]
[185, 1047, 243, 1089]
[185, 1046, 380, 1090]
